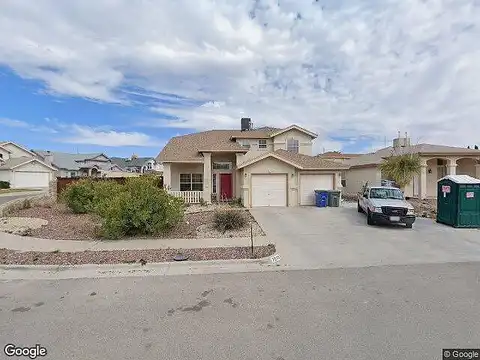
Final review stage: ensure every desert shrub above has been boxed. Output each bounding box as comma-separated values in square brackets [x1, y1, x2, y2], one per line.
[21, 198, 32, 209]
[61, 179, 96, 214]
[95, 176, 184, 239]
[213, 209, 247, 232]
[89, 180, 124, 212]
[0, 181, 10, 189]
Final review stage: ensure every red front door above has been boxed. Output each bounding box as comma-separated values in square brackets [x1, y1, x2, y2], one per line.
[220, 173, 233, 200]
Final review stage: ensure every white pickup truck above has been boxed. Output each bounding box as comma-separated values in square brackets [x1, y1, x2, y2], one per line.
[358, 186, 416, 228]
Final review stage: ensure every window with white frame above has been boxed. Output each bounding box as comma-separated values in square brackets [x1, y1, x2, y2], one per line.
[287, 138, 299, 153]
[258, 139, 267, 149]
[240, 140, 250, 149]
[213, 162, 232, 170]
[212, 175, 217, 194]
[147, 162, 153, 170]
[180, 173, 203, 191]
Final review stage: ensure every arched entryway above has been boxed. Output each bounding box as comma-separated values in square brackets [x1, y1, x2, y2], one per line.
[456, 158, 477, 177]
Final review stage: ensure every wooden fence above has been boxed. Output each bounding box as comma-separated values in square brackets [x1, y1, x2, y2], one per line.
[56, 176, 163, 195]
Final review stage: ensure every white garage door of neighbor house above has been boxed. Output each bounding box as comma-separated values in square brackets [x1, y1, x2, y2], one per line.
[251, 174, 287, 207]
[300, 174, 334, 205]
[14, 171, 50, 188]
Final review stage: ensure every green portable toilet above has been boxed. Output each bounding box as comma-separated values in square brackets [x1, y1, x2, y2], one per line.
[437, 175, 480, 228]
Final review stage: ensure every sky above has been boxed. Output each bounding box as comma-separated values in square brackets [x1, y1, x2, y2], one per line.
[1, 0, 480, 157]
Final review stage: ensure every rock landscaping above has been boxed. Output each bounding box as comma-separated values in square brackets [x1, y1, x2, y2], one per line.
[408, 198, 437, 219]
[6, 203, 264, 240]
[0, 244, 276, 265]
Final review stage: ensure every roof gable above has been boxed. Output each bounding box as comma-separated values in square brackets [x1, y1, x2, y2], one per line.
[237, 149, 349, 170]
[0, 141, 36, 157]
[269, 125, 318, 139]
[0, 157, 57, 171]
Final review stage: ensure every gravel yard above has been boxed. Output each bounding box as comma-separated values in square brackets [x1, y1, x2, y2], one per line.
[0, 244, 275, 265]
[7, 203, 265, 240]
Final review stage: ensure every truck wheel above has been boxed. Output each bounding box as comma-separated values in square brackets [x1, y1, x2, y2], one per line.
[405, 223, 413, 229]
[357, 201, 363, 213]
[367, 210, 374, 225]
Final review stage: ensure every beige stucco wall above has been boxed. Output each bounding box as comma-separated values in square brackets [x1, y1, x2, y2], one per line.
[0, 170, 11, 182]
[1, 143, 34, 159]
[235, 138, 274, 152]
[272, 129, 313, 155]
[344, 167, 381, 194]
[169, 163, 204, 190]
[0, 147, 10, 161]
[241, 157, 298, 207]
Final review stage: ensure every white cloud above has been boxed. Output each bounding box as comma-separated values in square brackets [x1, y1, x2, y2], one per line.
[1, 0, 480, 150]
[62, 125, 160, 147]
[0, 117, 58, 133]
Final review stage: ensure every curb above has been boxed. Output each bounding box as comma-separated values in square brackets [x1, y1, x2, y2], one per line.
[0, 254, 281, 280]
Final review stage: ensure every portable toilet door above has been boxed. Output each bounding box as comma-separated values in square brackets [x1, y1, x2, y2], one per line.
[437, 177, 457, 226]
[437, 175, 480, 228]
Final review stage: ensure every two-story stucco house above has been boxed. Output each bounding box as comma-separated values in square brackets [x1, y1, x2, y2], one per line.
[0, 141, 57, 188]
[157, 118, 348, 207]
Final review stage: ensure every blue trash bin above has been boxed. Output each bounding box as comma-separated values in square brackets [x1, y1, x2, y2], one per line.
[314, 190, 329, 207]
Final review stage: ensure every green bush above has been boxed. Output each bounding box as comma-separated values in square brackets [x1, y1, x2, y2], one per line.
[0, 181, 10, 189]
[90, 180, 124, 213]
[213, 209, 247, 232]
[95, 176, 184, 239]
[61, 179, 96, 214]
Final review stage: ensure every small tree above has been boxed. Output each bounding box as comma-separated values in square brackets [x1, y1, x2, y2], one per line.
[379, 152, 422, 189]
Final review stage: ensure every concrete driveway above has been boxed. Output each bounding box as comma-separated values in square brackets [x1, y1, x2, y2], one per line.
[251, 204, 480, 269]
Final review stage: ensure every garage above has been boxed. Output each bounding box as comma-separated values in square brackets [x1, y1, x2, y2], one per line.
[251, 174, 287, 207]
[300, 174, 334, 205]
[13, 171, 50, 188]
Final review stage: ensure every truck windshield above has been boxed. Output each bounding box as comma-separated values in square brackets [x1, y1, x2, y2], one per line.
[370, 188, 404, 200]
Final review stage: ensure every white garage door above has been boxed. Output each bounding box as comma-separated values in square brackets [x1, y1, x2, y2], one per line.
[251, 174, 287, 207]
[14, 171, 50, 188]
[300, 174, 334, 205]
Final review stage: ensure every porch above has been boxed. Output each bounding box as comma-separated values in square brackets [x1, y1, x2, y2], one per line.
[408, 156, 480, 199]
[163, 153, 243, 204]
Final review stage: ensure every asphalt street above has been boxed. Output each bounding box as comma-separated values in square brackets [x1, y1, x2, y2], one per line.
[1, 262, 479, 360]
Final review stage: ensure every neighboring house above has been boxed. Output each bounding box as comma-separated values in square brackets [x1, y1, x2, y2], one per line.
[317, 151, 363, 187]
[344, 135, 480, 199]
[33, 151, 123, 178]
[157, 118, 348, 207]
[111, 155, 163, 174]
[317, 151, 362, 164]
[0, 141, 57, 189]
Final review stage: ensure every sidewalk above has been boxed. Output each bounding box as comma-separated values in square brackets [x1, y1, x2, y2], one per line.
[0, 231, 271, 252]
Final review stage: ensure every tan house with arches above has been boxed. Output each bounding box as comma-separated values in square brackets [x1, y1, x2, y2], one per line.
[344, 135, 480, 199]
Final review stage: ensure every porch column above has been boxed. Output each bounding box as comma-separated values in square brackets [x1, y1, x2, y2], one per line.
[163, 163, 171, 189]
[203, 153, 212, 204]
[446, 159, 457, 175]
[419, 164, 427, 199]
[475, 164, 480, 179]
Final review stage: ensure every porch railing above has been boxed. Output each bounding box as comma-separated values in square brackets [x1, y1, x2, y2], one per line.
[168, 190, 203, 204]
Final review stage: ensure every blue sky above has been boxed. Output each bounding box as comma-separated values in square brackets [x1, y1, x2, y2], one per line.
[1, 0, 480, 157]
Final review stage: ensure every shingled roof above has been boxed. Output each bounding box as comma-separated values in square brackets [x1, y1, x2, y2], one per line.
[237, 149, 349, 170]
[158, 130, 254, 162]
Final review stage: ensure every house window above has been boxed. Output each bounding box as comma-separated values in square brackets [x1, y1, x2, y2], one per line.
[287, 138, 299, 153]
[70, 172, 76, 177]
[180, 173, 203, 191]
[341, 179, 347, 187]
[212, 175, 217, 194]
[213, 162, 232, 170]
[240, 140, 250, 149]
[147, 162, 153, 170]
[258, 139, 267, 149]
